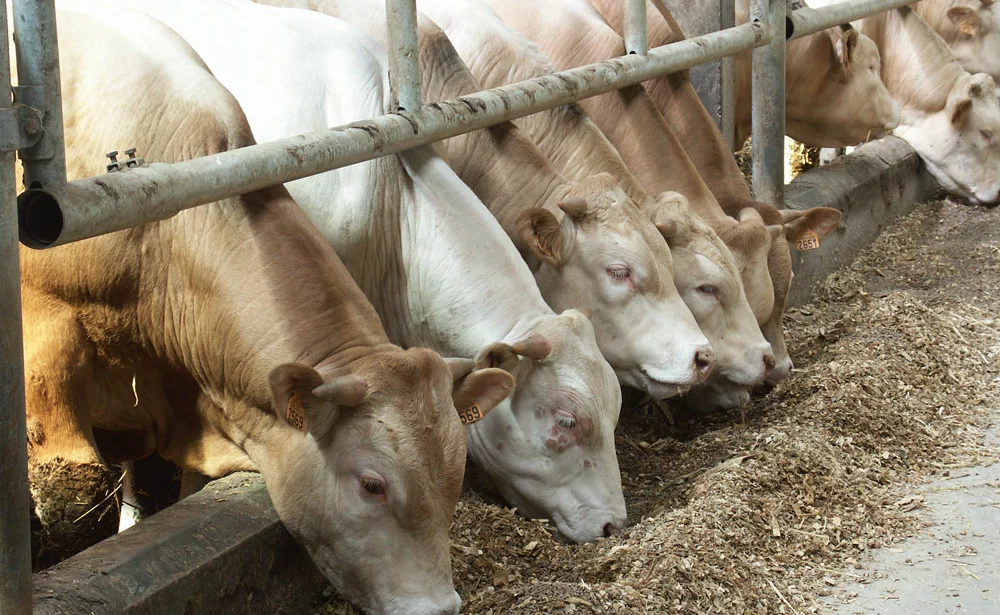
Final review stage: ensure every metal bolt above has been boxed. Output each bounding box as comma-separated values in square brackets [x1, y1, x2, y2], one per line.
[125, 148, 140, 168]
[21, 116, 41, 136]
[125, 148, 136, 158]
[106, 150, 120, 173]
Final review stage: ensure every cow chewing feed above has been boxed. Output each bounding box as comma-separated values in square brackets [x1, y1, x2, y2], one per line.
[134, 0, 628, 544]
[24, 4, 515, 614]
[914, 0, 1000, 83]
[257, 0, 713, 399]
[733, 0, 900, 148]
[810, 1, 1000, 204]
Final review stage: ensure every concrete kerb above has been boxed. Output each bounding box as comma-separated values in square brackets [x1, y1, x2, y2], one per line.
[29, 136, 938, 615]
[786, 135, 939, 306]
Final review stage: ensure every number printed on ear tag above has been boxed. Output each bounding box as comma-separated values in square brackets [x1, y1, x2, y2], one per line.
[287, 392, 306, 431]
[458, 403, 485, 425]
[796, 229, 820, 251]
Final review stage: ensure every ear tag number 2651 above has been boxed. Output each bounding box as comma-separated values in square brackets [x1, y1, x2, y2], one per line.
[796, 229, 820, 251]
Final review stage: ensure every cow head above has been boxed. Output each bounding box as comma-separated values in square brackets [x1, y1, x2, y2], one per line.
[896, 72, 1000, 204]
[786, 25, 900, 147]
[520, 178, 712, 398]
[648, 198, 774, 410]
[944, 1, 1000, 81]
[260, 349, 513, 615]
[463, 309, 627, 543]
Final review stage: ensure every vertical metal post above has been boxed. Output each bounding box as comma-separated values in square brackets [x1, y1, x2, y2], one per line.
[0, 0, 33, 612]
[384, 0, 421, 111]
[750, 0, 785, 206]
[11, 0, 66, 189]
[719, 0, 736, 149]
[623, 0, 648, 55]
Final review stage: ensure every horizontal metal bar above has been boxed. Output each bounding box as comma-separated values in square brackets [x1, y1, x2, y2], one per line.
[20, 20, 771, 249]
[788, 0, 915, 40]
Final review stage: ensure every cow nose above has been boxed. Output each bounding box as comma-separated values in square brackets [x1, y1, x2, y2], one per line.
[763, 351, 776, 373]
[694, 348, 714, 381]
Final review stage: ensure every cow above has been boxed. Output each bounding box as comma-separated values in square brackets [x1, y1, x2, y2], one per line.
[23, 4, 517, 614]
[913, 0, 1000, 82]
[131, 0, 629, 543]
[412, 0, 782, 411]
[733, 0, 900, 148]
[810, 1, 1000, 204]
[254, 0, 714, 400]
[590, 0, 845, 392]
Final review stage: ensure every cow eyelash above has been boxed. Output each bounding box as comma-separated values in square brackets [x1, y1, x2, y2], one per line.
[697, 284, 719, 298]
[555, 412, 577, 428]
[361, 477, 386, 496]
[607, 267, 631, 281]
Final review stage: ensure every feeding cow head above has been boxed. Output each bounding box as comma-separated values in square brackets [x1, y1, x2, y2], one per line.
[521, 178, 712, 398]
[785, 25, 900, 147]
[463, 310, 627, 543]
[260, 349, 513, 615]
[896, 72, 1000, 204]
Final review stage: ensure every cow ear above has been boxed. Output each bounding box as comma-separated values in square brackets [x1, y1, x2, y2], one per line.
[951, 97, 974, 126]
[948, 7, 981, 36]
[451, 368, 514, 424]
[517, 208, 570, 266]
[269, 363, 367, 440]
[835, 27, 859, 66]
[781, 207, 842, 244]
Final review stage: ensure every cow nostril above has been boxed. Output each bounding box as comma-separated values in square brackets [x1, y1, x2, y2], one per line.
[603, 522, 617, 537]
[763, 353, 776, 371]
[694, 349, 713, 378]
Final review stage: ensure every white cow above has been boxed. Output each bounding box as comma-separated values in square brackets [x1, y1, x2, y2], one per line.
[914, 0, 1000, 82]
[130, 0, 628, 544]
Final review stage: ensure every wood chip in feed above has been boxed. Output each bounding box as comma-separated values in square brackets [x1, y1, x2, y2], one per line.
[311, 198, 1000, 614]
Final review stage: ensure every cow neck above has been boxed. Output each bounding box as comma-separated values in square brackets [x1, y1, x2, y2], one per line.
[145, 187, 392, 403]
[863, 8, 964, 114]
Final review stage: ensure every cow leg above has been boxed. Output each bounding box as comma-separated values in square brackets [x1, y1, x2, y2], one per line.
[22, 288, 120, 568]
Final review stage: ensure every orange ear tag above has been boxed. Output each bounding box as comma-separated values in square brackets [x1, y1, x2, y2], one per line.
[458, 403, 486, 425]
[796, 229, 820, 251]
[286, 392, 306, 431]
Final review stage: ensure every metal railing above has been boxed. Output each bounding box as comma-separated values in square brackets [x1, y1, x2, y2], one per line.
[0, 0, 919, 613]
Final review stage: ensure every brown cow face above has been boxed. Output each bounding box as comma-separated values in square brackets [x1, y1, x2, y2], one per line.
[521, 178, 712, 398]
[262, 350, 512, 615]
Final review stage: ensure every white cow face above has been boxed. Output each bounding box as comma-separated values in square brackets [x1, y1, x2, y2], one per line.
[787, 27, 900, 147]
[464, 310, 627, 543]
[261, 352, 513, 615]
[945, 1, 1000, 82]
[897, 72, 1000, 204]
[523, 180, 712, 399]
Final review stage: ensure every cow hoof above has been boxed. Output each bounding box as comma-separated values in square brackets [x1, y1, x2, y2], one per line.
[29, 459, 120, 570]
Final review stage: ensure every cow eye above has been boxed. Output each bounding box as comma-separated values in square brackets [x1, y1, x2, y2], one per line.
[606, 266, 631, 281]
[697, 284, 719, 299]
[983, 129, 995, 142]
[359, 473, 387, 497]
[555, 411, 577, 428]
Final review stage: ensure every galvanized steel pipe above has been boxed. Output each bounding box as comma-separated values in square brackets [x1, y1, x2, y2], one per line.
[0, 0, 32, 611]
[788, 0, 916, 40]
[385, 0, 421, 111]
[18, 20, 771, 249]
[623, 0, 648, 55]
[751, 0, 786, 206]
[11, 0, 66, 189]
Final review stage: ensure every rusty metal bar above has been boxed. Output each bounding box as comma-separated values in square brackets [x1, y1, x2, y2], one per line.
[0, 0, 32, 610]
[18, 19, 771, 249]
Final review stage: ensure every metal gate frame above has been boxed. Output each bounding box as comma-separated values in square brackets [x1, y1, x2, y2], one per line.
[0, 1, 918, 612]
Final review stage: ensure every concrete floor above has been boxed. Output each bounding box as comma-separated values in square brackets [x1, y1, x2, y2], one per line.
[828, 420, 1000, 615]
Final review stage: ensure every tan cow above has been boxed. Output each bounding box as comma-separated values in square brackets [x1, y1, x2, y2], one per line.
[255, 0, 713, 399]
[22, 5, 514, 614]
[914, 0, 1000, 82]
[733, 0, 900, 148]
[810, 1, 1000, 204]
[592, 0, 845, 389]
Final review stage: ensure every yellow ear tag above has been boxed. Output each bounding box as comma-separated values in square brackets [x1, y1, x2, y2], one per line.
[286, 392, 306, 431]
[457, 403, 485, 425]
[796, 229, 820, 251]
[960, 22, 977, 36]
